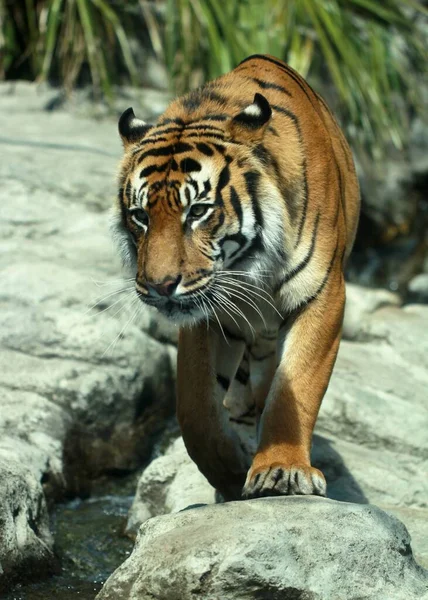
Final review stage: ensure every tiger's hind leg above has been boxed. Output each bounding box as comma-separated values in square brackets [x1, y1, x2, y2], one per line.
[177, 323, 251, 501]
[243, 267, 345, 499]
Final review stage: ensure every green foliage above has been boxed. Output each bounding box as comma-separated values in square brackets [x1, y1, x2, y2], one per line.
[0, 0, 138, 98]
[0, 0, 427, 152]
[145, 0, 427, 153]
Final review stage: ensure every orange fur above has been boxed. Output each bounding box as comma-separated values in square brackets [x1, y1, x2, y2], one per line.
[114, 54, 360, 500]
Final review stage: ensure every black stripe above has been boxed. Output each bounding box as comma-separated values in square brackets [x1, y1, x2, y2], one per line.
[299, 240, 339, 307]
[220, 232, 248, 260]
[250, 77, 292, 97]
[196, 142, 214, 156]
[187, 178, 199, 195]
[211, 211, 225, 236]
[217, 165, 230, 192]
[267, 105, 308, 236]
[146, 126, 183, 138]
[182, 271, 211, 288]
[229, 186, 243, 227]
[228, 232, 263, 268]
[199, 179, 211, 199]
[239, 55, 319, 114]
[136, 136, 169, 146]
[216, 374, 230, 391]
[185, 124, 225, 133]
[295, 160, 309, 248]
[274, 211, 320, 292]
[140, 163, 169, 177]
[244, 171, 263, 229]
[213, 144, 226, 154]
[180, 158, 201, 173]
[185, 133, 227, 142]
[158, 117, 185, 126]
[118, 186, 128, 228]
[268, 125, 280, 137]
[199, 248, 215, 261]
[124, 180, 132, 205]
[137, 142, 194, 162]
[182, 89, 227, 111]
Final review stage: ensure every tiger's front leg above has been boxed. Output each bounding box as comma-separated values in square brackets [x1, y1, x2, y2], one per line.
[243, 268, 345, 499]
[177, 323, 251, 501]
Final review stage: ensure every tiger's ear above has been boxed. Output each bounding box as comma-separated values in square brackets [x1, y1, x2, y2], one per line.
[119, 107, 152, 148]
[229, 93, 272, 143]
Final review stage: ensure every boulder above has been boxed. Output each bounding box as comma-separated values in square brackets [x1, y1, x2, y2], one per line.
[408, 274, 428, 303]
[343, 283, 401, 340]
[126, 438, 215, 536]
[0, 83, 175, 588]
[0, 458, 57, 594]
[98, 497, 428, 600]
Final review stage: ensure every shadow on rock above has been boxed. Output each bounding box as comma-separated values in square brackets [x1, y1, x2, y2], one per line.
[312, 434, 368, 504]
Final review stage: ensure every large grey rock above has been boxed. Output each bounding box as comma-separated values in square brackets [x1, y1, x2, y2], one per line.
[98, 497, 428, 600]
[0, 83, 175, 587]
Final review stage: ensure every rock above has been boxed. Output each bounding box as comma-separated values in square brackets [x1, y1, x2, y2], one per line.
[98, 497, 428, 600]
[321, 304, 428, 460]
[343, 283, 401, 340]
[127, 303, 428, 571]
[385, 506, 428, 570]
[0, 83, 176, 588]
[408, 274, 428, 303]
[126, 438, 215, 536]
[0, 458, 57, 593]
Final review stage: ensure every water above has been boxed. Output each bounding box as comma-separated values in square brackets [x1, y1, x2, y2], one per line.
[4, 479, 136, 600]
[4, 422, 181, 600]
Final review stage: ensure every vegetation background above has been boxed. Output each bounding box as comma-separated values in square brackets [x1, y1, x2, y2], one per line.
[1, 0, 428, 291]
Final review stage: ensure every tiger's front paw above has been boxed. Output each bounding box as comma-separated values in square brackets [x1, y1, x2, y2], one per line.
[242, 463, 326, 499]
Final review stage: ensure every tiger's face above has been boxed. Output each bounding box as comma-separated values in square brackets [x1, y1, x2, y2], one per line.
[113, 96, 283, 324]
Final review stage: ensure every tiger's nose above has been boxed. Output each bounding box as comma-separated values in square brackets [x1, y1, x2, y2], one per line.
[146, 275, 182, 297]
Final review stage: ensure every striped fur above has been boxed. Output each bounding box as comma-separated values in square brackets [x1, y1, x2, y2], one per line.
[114, 54, 360, 500]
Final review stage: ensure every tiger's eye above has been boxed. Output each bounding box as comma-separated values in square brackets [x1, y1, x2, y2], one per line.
[189, 204, 209, 219]
[130, 208, 149, 228]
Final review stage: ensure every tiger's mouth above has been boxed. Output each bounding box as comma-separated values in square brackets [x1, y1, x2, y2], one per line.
[136, 289, 209, 322]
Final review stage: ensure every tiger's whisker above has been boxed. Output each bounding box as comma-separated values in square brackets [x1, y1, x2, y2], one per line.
[102, 294, 141, 358]
[217, 284, 267, 329]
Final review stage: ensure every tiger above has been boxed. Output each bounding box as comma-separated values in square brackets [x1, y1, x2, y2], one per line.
[112, 54, 360, 502]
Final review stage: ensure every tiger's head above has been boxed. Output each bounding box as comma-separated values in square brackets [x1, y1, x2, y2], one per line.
[112, 93, 284, 324]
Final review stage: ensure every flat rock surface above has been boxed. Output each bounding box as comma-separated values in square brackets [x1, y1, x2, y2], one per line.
[99, 497, 428, 600]
[0, 83, 175, 589]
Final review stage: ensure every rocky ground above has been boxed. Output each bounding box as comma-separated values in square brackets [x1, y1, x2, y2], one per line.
[1, 82, 427, 599]
[0, 82, 175, 591]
